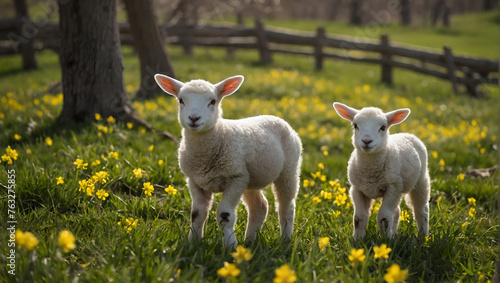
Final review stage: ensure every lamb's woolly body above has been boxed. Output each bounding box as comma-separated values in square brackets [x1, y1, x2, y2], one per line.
[154, 74, 302, 248]
[348, 133, 427, 199]
[180, 115, 300, 193]
[333, 102, 430, 238]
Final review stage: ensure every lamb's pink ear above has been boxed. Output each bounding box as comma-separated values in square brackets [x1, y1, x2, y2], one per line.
[386, 108, 411, 126]
[333, 102, 358, 122]
[154, 74, 184, 97]
[215, 75, 244, 98]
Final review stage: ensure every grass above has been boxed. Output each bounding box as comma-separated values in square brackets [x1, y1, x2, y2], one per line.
[0, 11, 498, 283]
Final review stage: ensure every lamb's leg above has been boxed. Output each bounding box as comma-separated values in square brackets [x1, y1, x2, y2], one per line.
[351, 188, 373, 238]
[188, 180, 213, 242]
[216, 179, 247, 249]
[242, 190, 268, 242]
[393, 205, 401, 232]
[378, 191, 403, 238]
[273, 173, 299, 241]
[408, 177, 430, 236]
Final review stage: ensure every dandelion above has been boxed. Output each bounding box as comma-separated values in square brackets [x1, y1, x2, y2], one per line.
[231, 245, 253, 263]
[45, 137, 53, 146]
[107, 116, 116, 124]
[92, 171, 109, 184]
[374, 244, 392, 259]
[312, 196, 322, 204]
[126, 122, 133, 129]
[142, 182, 154, 196]
[15, 230, 39, 251]
[148, 145, 154, 151]
[400, 210, 410, 222]
[332, 210, 341, 218]
[133, 168, 143, 178]
[56, 177, 64, 185]
[468, 197, 476, 206]
[108, 151, 119, 160]
[348, 248, 366, 263]
[318, 237, 329, 251]
[96, 189, 109, 200]
[73, 158, 88, 170]
[164, 185, 178, 195]
[118, 218, 139, 233]
[158, 160, 164, 166]
[14, 134, 21, 141]
[273, 264, 296, 283]
[95, 113, 102, 121]
[457, 173, 465, 181]
[58, 230, 76, 253]
[383, 264, 408, 283]
[217, 262, 241, 278]
[468, 207, 476, 218]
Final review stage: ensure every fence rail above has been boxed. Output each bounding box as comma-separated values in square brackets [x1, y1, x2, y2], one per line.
[1, 18, 498, 97]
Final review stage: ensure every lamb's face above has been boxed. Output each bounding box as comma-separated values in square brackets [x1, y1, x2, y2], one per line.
[352, 108, 389, 154]
[177, 82, 220, 133]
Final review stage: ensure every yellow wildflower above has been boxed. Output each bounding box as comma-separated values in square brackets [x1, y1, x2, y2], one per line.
[468, 207, 476, 218]
[457, 173, 465, 181]
[468, 197, 476, 206]
[126, 122, 133, 129]
[148, 145, 154, 151]
[14, 134, 21, 141]
[45, 137, 53, 146]
[118, 218, 139, 233]
[142, 182, 154, 196]
[92, 171, 109, 184]
[400, 210, 410, 222]
[164, 185, 178, 195]
[373, 244, 392, 259]
[107, 116, 116, 124]
[312, 196, 322, 204]
[273, 264, 296, 283]
[73, 158, 88, 170]
[383, 264, 409, 283]
[96, 189, 109, 200]
[95, 113, 102, 121]
[15, 230, 39, 251]
[303, 179, 310, 188]
[56, 177, 64, 185]
[158, 160, 164, 166]
[231, 245, 253, 263]
[318, 163, 324, 169]
[348, 248, 366, 263]
[91, 159, 101, 167]
[58, 230, 76, 253]
[217, 262, 241, 278]
[332, 210, 341, 218]
[439, 159, 445, 167]
[108, 151, 119, 160]
[133, 168, 143, 178]
[318, 237, 329, 251]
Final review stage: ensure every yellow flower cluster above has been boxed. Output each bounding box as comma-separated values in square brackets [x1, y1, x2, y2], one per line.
[58, 230, 76, 253]
[164, 185, 178, 195]
[217, 245, 253, 279]
[1, 146, 18, 165]
[118, 218, 139, 233]
[15, 230, 39, 250]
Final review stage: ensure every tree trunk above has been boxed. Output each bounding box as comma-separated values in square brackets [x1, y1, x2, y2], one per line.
[58, 0, 134, 122]
[400, 0, 411, 26]
[13, 0, 38, 70]
[123, 0, 176, 100]
[484, 0, 494, 11]
[431, 0, 444, 26]
[350, 0, 363, 25]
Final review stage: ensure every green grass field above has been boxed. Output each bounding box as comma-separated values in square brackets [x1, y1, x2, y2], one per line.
[0, 12, 499, 283]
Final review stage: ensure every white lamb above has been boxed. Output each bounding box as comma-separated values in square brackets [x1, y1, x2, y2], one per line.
[333, 102, 430, 238]
[154, 74, 302, 248]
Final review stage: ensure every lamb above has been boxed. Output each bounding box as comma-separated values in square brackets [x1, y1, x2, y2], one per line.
[332, 102, 430, 238]
[154, 74, 302, 248]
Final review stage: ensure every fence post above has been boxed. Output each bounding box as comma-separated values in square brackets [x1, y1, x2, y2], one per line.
[380, 35, 393, 85]
[254, 17, 272, 64]
[13, 0, 38, 70]
[314, 27, 325, 71]
[443, 46, 458, 94]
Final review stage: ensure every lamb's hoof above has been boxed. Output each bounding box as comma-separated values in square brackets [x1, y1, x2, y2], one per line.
[353, 229, 366, 239]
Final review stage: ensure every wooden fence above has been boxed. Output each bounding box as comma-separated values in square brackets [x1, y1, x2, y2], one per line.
[1, 18, 498, 97]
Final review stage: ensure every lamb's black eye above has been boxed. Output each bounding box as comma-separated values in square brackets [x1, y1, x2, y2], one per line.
[353, 123, 358, 130]
[380, 125, 386, 131]
[210, 99, 216, 105]
[178, 98, 184, 105]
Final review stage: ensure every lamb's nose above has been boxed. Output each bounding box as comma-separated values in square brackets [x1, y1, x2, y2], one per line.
[362, 139, 372, 145]
[189, 115, 200, 123]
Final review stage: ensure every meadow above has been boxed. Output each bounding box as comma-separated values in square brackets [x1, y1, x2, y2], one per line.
[0, 11, 499, 282]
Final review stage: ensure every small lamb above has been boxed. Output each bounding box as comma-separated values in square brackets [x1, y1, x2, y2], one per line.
[155, 74, 302, 248]
[333, 102, 430, 238]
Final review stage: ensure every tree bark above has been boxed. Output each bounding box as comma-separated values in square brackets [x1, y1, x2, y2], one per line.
[349, 0, 363, 25]
[58, 0, 134, 122]
[400, 0, 411, 26]
[123, 0, 176, 100]
[13, 0, 38, 70]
